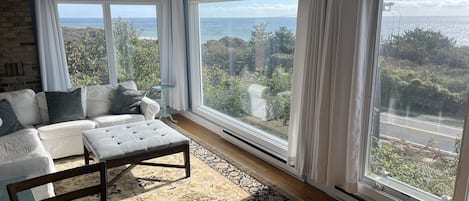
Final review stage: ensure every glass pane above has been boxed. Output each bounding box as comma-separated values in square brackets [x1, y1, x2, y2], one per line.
[366, 1, 469, 199]
[199, 0, 297, 140]
[58, 4, 110, 87]
[111, 5, 160, 92]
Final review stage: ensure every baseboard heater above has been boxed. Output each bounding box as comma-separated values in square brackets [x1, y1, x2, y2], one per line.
[334, 186, 366, 201]
[222, 129, 287, 164]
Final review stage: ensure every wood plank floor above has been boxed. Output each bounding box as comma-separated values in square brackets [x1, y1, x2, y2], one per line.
[170, 114, 335, 201]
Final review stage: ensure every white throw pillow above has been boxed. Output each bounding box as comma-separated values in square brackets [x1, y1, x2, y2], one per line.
[0, 89, 41, 125]
[86, 85, 116, 117]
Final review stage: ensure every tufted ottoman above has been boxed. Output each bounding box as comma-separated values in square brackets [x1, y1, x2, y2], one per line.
[82, 120, 190, 185]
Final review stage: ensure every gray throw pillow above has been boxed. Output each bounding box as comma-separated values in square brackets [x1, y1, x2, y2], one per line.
[110, 85, 146, 114]
[46, 88, 85, 123]
[0, 99, 25, 136]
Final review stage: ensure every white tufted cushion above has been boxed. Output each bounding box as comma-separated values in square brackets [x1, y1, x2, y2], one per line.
[83, 120, 189, 161]
[0, 89, 41, 125]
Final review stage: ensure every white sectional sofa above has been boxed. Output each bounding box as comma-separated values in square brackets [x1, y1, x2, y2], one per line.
[0, 81, 160, 199]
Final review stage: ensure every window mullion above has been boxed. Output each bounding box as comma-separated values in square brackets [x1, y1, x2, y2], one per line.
[454, 104, 469, 200]
[102, 2, 118, 86]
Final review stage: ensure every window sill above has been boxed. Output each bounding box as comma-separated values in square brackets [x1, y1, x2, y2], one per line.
[361, 174, 443, 201]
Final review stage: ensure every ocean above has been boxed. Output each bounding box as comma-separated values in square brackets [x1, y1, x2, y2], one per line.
[60, 16, 469, 46]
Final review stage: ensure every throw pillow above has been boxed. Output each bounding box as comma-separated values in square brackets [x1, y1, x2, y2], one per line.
[0, 99, 25, 137]
[46, 88, 85, 123]
[110, 85, 146, 114]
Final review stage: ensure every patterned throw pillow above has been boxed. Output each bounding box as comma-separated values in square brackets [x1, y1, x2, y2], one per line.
[0, 99, 24, 136]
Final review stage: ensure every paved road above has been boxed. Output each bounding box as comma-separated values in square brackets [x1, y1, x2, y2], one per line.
[379, 113, 463, 153]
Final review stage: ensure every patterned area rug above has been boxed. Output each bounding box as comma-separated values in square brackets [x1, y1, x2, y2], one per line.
[53, 124, 289, 201]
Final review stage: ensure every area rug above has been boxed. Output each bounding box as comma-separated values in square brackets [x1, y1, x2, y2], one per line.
[53, 125, 289, 201]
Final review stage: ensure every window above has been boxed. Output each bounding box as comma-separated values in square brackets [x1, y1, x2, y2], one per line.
[189, 0, 298, 158]
[59, 4, 109, 86]
[363, 1, 469, 200]
[58, 1, 160, 91]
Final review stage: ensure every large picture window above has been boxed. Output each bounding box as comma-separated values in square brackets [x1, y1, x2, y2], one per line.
[57, 1, 160, 91]
[189, 0, 298, 158]
[364, 1, 469, 200]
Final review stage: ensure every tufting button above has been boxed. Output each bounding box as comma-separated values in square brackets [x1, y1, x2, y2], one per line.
[105, 130, 110, 132]
[140, 138, 143, 140]
[111, 136, 115, 138]
[133, 131, 137, 134]
[117, 142, 121, 145]
[161, 134, 166, 136]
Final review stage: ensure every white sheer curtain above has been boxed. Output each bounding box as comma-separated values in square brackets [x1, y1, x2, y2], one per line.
[159, 0, 188, 111]
[35, 0, 70, 91]
[288, 0, 379, 193]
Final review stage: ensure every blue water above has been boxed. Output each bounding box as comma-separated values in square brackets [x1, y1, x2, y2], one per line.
[60, 16, 469, 46]
[381, 16, 469, 46]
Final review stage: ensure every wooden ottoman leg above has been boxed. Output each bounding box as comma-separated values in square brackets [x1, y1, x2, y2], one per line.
[184, 145, 191, 178]
[84, 146, 90, 165]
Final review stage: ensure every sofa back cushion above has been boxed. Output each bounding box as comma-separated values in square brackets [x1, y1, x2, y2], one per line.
[85, 81, 138, 117]
[0, 89, 41, 126]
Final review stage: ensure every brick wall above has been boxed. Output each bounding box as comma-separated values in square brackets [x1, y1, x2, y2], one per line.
[0, 0, 42, 93]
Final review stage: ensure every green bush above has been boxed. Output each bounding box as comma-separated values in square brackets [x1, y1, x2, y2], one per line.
[63, 19, 161, 92]
[370, 139, 458, 197]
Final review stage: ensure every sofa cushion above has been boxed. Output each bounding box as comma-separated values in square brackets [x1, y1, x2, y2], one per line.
[36, 120, 96, 140]
[37, 87, 87, 123]
[85, 81, 139, 117]
[46, 88, 85, 123]
[89, 114, 145, 128]
[0, 99, 25, 137]
[110, 85, 146, 115]
[86, 85, 115, 117]
[0, 89, 41, 126]
[0, 128, 42, 161]
[119, 80, 138, 90]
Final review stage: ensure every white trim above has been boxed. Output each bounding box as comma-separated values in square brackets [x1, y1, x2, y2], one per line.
[58, 0, 160, 4]
[454, 97, 469, 200]
[102, 2, 118, 86]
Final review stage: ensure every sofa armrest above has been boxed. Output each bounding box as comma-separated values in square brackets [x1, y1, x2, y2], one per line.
[140, 97, 160, 120]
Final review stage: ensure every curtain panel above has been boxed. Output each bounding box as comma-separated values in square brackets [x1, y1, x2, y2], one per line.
[35, 0, 71, 91]
[288, 0, 379, 194]
[160, 0, 189, 111]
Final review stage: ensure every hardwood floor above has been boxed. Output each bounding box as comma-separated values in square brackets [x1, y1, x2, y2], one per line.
[170, 114, 336, 201]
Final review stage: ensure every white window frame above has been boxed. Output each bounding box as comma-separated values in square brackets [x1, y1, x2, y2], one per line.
[359, 1, 469, 200]
[57, 0, 162, 86]
[188, 0, 295, 160]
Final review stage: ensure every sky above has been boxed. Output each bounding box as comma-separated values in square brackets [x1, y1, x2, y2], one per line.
[57, 0, 469, 18]
[57, 0, 298, 18]
[383, 0, 469, 16]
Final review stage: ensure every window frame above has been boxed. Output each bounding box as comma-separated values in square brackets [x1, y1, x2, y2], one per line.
[359, 1, 469, 200]
[57, 0, 162, 86]
[187, 0, 299, 160]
